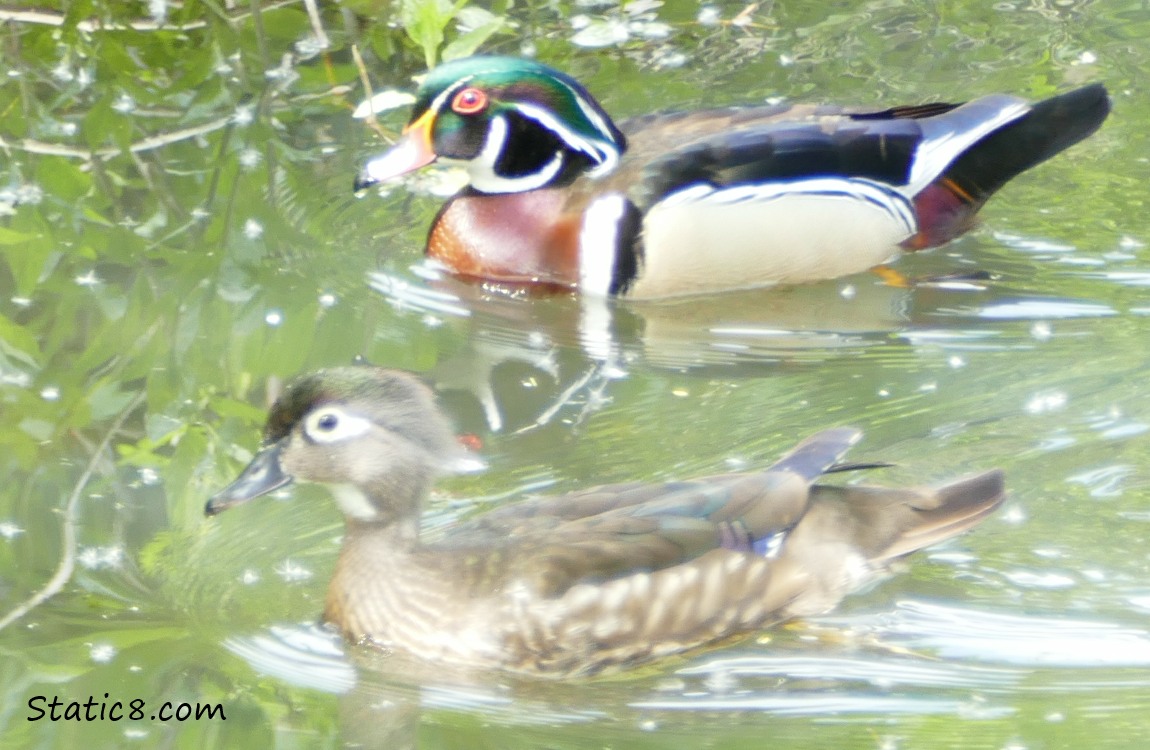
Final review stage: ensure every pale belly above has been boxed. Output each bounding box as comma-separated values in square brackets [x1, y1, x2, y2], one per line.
[628, 179, 918, 299]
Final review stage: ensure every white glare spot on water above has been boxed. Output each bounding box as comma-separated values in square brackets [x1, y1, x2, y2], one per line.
[11, 297, 31, 307]
[1, 371, 30, 387]
[1030, 321, 1052, 340]
[1118, 235, 1145, 250]
[653, 49, 688, 69]
[238, 148, 262, 169]
[138, 467, 160, 485]
[265, 54, 299, 89]
[671, 387, 689, 397]
[52, 60, 74, 82]
[1024, 391, 1066, 415]
[148, 0, 168, 21]
[39, 386, 60, 401]
[977, 300, 1114, 320]
[1001, 505, 1027, 525]
[295, 33, 328, 58]
[877, 389, 890, 398]
[78, 546, 124, 570]
[1, 183, 45, 206]
[352, 90, 416, 119]
[275, 559, 313, 582]
[839, 284, 856, 299]
[1128, 595, 1150, 613]
[240, 569, 261, 585]
[1002, 570, 1076, 590]
[123, 728, 149, 739]
[232, 105, 254, 126]
[779, 53, 795, 66]
[632, 20, 671, 39]
[928, 550, 975, 564]
[948, 355, 966, 369]
[1077, 50, 1097, 65]
[697, 5, 721, 25]
[90, 643, 117, 663]
[703, 668, 739, 693]
[0, 521, 24, 540]
[112, 93, 136, 113]
[75, 270, 101, 287]
[918, 381, 937, 393]
[422, 314, 443, 328]
[571, 18, 630, 47]
[243, 218, 263, 239]
[264, 309, 283, 326]
[1068, 465, 1132, 498]
[318, 292, 337, 308]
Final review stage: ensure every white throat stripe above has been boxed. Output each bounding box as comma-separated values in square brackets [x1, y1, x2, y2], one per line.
[466, 114, 565, 193]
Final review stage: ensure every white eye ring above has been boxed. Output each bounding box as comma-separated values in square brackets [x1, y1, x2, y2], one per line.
[303, 406, 373, 444]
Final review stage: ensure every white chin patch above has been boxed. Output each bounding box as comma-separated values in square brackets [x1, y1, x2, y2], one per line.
[330, 484, 379, 520]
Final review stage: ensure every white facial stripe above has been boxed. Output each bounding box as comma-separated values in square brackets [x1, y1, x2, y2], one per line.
[303, 406, 374, 444]
[427, 75, 474, 117]
[463, 114, 565, 193]
[549, 77, 621, 145]
[579, 193, 628, 296]
[513, 102, 620, 176]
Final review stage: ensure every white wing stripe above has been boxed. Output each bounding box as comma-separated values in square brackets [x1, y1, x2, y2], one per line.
[659, 177, 917, 236]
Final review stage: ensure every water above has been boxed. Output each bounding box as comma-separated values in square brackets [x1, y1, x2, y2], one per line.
[2, 1, 1149, 747]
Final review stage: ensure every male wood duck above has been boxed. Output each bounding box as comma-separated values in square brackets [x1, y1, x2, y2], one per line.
[354, 56, 1109, 299]
[206, 366, 1005, 677]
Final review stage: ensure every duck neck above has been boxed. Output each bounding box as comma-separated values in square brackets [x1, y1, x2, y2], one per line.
[328, 475, 432, 548]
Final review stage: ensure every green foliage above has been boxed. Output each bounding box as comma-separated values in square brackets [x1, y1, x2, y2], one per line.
[400, 0, 513, 67]
[0, 1, 1146, 748]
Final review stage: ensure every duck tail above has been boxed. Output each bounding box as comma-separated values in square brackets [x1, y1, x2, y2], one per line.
[873, 469, 1006, 562]
[944, 84, 1110, 205]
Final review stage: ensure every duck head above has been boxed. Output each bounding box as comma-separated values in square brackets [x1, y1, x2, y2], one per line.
[354, 56, 626, 195]
[205, 367, 468, 525]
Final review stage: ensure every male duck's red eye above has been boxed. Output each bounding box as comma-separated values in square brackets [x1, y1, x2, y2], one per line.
[451, 87, 488, 115]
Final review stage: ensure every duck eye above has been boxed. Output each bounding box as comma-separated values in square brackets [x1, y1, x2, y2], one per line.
[451, 87, 488, 115]
[304, 407, 372, 444]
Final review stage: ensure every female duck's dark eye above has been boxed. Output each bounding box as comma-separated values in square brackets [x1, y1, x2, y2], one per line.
[317, 413, 339, 431]
[451, 87, 488, 115]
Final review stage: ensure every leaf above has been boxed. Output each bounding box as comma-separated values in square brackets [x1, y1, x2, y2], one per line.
[0, 227, 37, 245]
[401, 0, 470, 67]
[0, 314, 41, 369]
[442, 17, 509, 61]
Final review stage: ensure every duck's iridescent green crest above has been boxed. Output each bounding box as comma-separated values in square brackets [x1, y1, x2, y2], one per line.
[207, 366, 1005, 677]
[355, 56, 1109, 298]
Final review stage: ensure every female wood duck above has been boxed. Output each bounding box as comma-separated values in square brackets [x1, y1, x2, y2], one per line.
[206, 366, 1005, 677]
[354, 56, 1109, 298]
